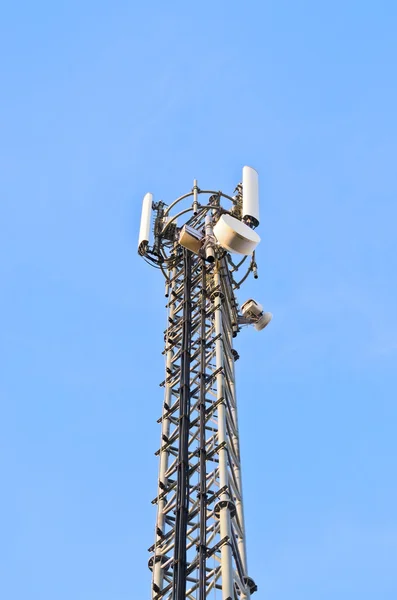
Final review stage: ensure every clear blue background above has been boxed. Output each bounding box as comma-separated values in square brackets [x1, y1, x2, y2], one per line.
[1, 1, 396, 598]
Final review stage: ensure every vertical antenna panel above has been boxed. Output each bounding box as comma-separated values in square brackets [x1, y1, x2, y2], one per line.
[138, 193, 153, 255]
[242, 166, 259, 227]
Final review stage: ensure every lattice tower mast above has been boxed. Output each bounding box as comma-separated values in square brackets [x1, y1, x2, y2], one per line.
[138, 167, 272, 600]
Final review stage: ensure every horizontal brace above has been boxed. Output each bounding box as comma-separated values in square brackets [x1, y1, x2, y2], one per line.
[188, 484, 229, 522]
[189, 367, 222, 399]
[206, 484, 229, 506]
[205, 395, 225, 416]
[206, 535, 230, 558]
[154, 442, 178, 457]
[207, 333, 221, 347]
[205, 366, 223, 385]
[156, 428, 180, 453]
[152, 478, 177, 504]
[207, 440, 226, 461]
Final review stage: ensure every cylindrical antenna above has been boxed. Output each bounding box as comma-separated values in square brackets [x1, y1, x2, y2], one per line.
[138, 193, 153, 255]
[242, 166, 259, 228]
[193, 179, 198, 215]
[204, 214, 215, 263]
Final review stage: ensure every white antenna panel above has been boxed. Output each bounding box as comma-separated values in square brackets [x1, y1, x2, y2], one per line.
[213, 214, 260, 255]
[255, 312, 273, 331]
[242, 166, 259, 226]
[138, 192, 153, 255]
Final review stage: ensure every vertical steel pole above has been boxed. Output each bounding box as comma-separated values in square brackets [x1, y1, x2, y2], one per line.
[214, 265, 234, 600]
[229, 338, 250, 600]
[152, 260, 177, 595]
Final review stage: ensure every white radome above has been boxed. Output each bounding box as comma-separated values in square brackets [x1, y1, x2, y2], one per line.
[213, 214, 260, 255]
[138, 192, 153, 255]
[254, 312, 273, 331]
[242, 166, 260, 225]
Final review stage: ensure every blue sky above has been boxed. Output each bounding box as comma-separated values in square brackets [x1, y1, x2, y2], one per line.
[1, 1, 396, 599]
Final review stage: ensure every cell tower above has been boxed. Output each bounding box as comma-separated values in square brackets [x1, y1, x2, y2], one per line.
[138, 167, 272, 600]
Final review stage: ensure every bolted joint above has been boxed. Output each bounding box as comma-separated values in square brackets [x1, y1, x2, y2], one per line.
[243, 576, 258, 595]
[163, 330, 178, 346]
[231, 349, 240, 361]
[210, 286, 225, 302]
[232, 322, 239, 338]
[195, 542, 207, 552]
[148, 554, 171, 572]
[214, 498, 236, 519]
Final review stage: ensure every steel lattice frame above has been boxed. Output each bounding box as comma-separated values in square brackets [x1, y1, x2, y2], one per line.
[142, 186, 259, 600]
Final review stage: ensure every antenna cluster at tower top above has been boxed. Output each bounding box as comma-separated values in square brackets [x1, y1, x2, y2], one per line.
[138, 165, 272, 333]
